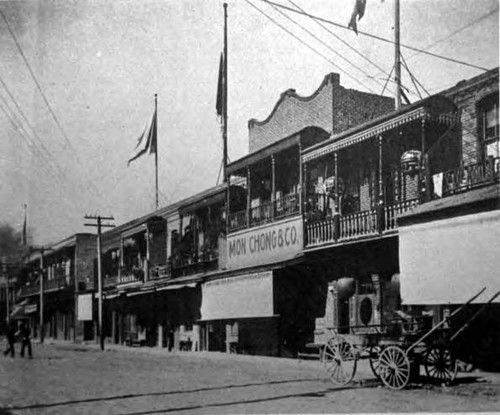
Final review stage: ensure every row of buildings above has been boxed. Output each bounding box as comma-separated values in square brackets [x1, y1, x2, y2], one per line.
[4, 68, 499, 367]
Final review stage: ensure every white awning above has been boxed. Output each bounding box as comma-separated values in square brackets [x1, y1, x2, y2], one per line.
[200, 271, 274, 321]
[399, 210, 500, 305]
[157, 282, 197, 291]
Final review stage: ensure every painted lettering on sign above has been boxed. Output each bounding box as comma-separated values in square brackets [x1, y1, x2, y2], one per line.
[227, 217, 303, 270]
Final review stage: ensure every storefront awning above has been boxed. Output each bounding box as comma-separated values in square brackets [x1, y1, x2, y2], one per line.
[157, 282, 197, 291]
[302, 95, 459, 163]
[399, 209, 500, 305]
[200, 270, 274, 321]
[10, 300, 37, 320]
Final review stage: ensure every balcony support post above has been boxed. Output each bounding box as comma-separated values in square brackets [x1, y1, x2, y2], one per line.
[298, 143, 303, 215]
[145, 227, 150, 283]
[226, 174, 231, 234]
[333, 152, 340, 241]
[246, 166, 251, 227]
[377, 135, 385, 233]
[302, 162, 308, 214]
[420, 117, 431, 202]
[271, 155, 276, 221]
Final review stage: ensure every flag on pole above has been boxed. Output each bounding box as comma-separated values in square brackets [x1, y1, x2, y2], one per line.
[127, 109, 157, 166]
[348, 0, 367, 35]
[216, 53, 224, 120]
[22, 204, 27, 247]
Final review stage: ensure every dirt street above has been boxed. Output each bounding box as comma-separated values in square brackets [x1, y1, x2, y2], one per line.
[1, 341, 499, 414]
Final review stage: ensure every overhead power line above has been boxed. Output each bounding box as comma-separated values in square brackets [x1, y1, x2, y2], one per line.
[266, 0, 388, 92]
[0, 7, 104, 201]
[259, 0, 490, 72]
[244, 0, 378, 94]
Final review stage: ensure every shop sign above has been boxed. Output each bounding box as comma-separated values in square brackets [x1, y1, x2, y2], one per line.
[226, 217, 303, 270]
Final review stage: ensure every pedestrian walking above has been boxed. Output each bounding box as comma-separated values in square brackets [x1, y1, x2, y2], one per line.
[3, 321, 17, 358]
[18, 321, 32, 358]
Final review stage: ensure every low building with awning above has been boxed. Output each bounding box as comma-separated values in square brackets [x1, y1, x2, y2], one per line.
[398, 183, 500, 305]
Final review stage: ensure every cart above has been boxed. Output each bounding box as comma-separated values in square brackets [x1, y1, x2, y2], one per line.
[319, 287, 500, 390]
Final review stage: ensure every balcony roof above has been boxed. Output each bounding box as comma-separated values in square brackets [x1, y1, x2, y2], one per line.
[302, 95, 459, 163]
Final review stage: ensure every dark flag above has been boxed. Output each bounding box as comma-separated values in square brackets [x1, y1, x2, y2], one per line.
[216, 53, 224, 120]
[22, 204, 27, 247]
[348, 0, 367, 35]
[127, 109, 157, 166]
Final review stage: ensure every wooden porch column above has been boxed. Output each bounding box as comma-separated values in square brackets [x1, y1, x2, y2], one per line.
[145, 226, 150, 282]
[333, 152, 340, 241]
[298, 143, 303, 215]
[377, 135, 385, 233]
[226, 174, 231, 234]
[271, 155, 276, 220]
[246, 166, 251, 227]
[119, 237, 124, 280]
[302, 163, 308, 213]
[420, 118, 431, 202]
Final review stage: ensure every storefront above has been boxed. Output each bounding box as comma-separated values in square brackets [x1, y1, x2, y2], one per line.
[199, 269, 279, 355]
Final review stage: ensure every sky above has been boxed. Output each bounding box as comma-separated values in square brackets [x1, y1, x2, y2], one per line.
[0, 0, 498, 246]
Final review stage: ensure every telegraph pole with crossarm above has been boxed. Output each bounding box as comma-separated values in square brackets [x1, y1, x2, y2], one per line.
[84, 214, 115, 351]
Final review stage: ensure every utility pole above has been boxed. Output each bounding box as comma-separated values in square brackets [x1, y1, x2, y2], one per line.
[394, 0, 402, 109]
[222, 2, 228, 182]
[39, 249, 45, 344]
[84, 214, 115, 351]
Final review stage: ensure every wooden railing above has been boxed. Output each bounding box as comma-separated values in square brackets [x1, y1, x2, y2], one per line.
[339, 210, 378, 240]
[228, 192, 301, 232]
[274, 193, 300, 219]
[118, 269, 143, 285]
[384, 199, 419, 231]
[442, 157, 499, 196]
[228, 210, 247, 232]
[306, 217, 336, 247]
[150, 264, 172, 280]
[250, 200, 273, 226]
[305, 199, 420, 248]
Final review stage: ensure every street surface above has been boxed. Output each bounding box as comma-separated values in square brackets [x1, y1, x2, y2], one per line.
[1, 341, 500, 414]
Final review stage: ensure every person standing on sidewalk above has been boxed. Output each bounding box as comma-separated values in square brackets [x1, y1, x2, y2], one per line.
[3, 321, 17, 358]
[18, 321, 32, 358]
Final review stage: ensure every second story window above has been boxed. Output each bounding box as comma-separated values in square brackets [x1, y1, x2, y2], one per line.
[478, 94, 499, 160]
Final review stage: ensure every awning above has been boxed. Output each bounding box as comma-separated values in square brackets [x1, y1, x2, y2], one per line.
[399, 209, 500, 305]
[200, 270, 274, 321]
[227, 133, 300, 176]
[157, 282, 197, 291]
[303, 95, 460, 163]
[10, 300, 37, 320]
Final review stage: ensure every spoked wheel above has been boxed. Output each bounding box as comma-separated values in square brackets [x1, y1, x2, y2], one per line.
[369, 345, 382, 379]
[424, 345, 458, 385]
[323, 335, 358, 385]
[378, 346, 411, 390]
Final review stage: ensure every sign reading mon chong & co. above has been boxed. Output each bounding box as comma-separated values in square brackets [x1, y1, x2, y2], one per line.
[227, 217, 303, 270]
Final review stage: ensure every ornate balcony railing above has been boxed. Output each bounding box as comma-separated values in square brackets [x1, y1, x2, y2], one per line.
[228, 192, 301, 232]
[384, 199, 419, 231]
[150, 264, 172, 281]
[274, 193, 300, 220]
[118, 268, 144, 285]
[228, 210, 247, 232]
[305, 199, 419, 248]
[250, 200, 273, 226]
[442, 157, 499, 196]
[339, 210, 378, 240]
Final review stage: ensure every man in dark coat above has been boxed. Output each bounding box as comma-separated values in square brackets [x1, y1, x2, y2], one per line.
[18, 321, 32, 358]
[3, 321, 17, 358]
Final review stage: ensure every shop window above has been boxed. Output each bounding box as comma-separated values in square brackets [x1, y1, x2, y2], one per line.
[478, 94, 499, 160]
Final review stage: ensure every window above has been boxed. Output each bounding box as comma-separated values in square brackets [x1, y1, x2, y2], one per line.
[479, 94, 499, 160]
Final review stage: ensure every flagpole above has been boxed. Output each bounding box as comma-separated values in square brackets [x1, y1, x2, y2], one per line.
[222, 2, 228, 182]
[154, 93, 159, 210]
[394, 0, 401, 109]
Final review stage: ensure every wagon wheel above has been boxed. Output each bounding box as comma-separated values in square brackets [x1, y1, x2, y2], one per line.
[378, 346, 411, 390]
[323, 335, 358, 385]
[424, 345, 458, 385]
[369, 345, 383, 379]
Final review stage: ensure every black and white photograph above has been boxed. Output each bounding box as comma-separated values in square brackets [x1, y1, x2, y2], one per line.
[0, 0, 499, 413]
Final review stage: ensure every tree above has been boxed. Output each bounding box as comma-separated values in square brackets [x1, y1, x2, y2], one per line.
[0, 222, 26, 263]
